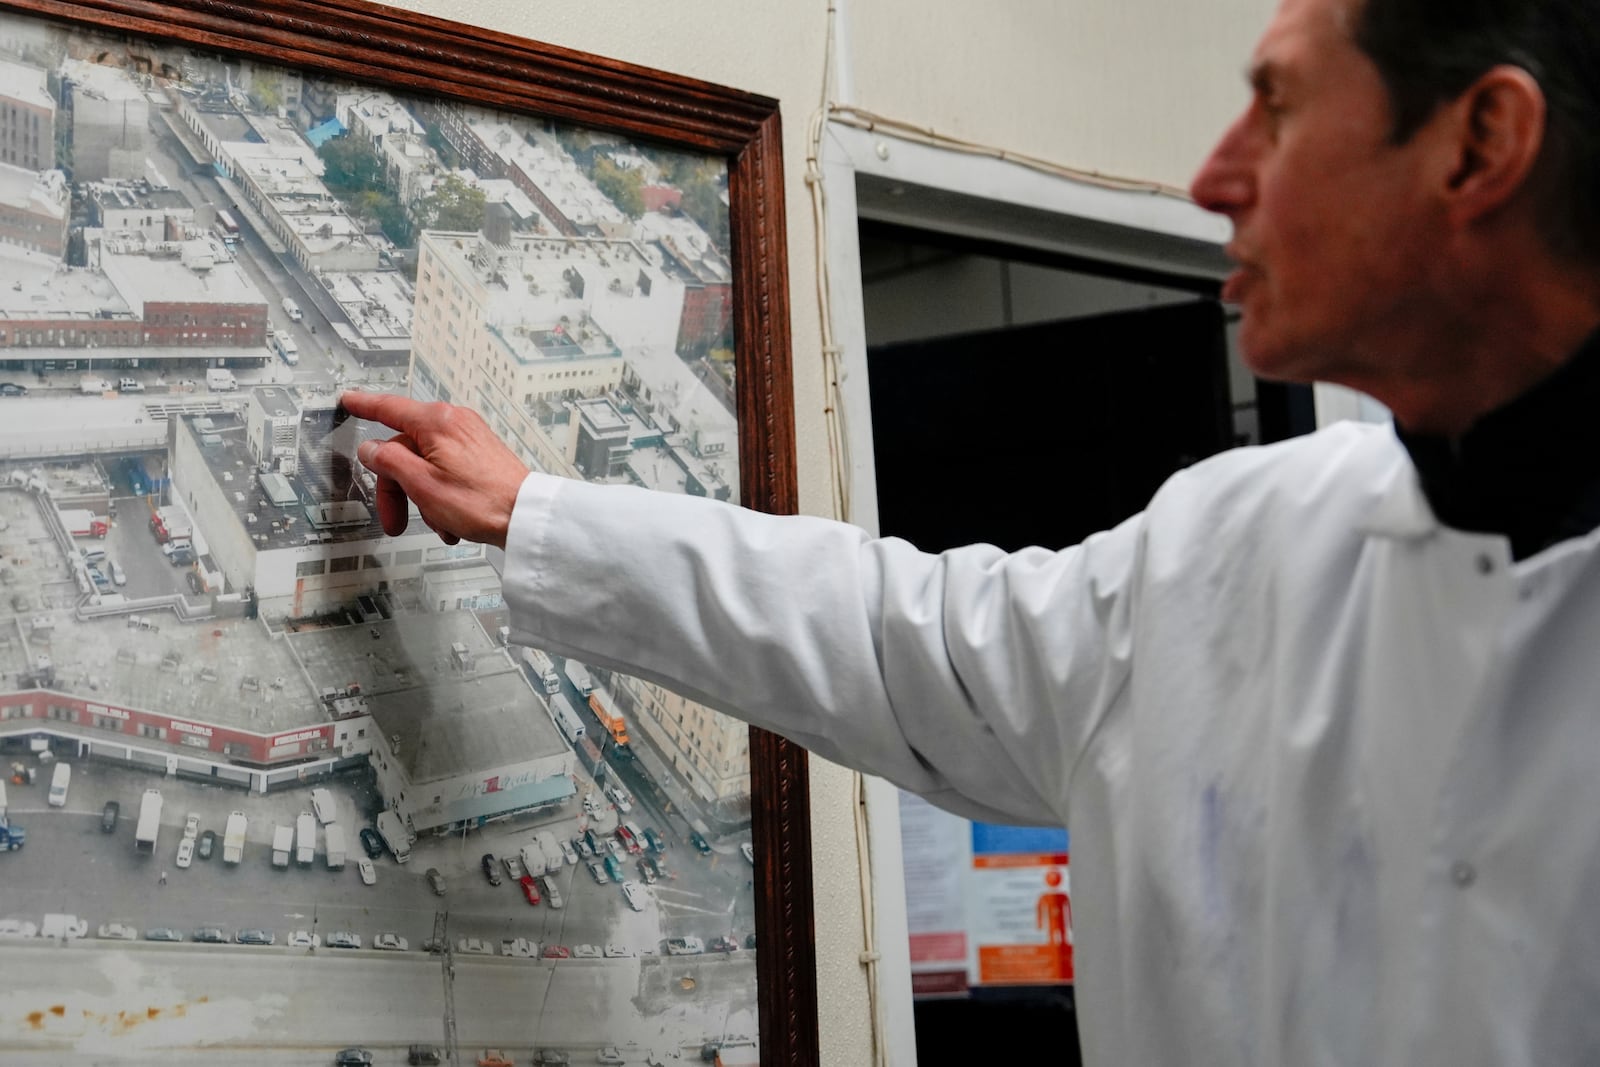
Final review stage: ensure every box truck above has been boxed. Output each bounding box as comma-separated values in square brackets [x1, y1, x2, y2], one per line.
[134, 789, 162, 855]
[376, 809, 411, 864]
[271, 824, 293, 868]
[523, 648, 560, 694]
[60, 509, 109, 539]
[310, 787, 336, 825]
[222, 810, 247, 865]
[295, 811, 316, 866]
[324, 823, 347, 870]
[519, 843, 546, 879]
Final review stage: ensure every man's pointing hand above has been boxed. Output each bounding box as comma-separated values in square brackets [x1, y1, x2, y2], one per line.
[338, 391, 529, 548]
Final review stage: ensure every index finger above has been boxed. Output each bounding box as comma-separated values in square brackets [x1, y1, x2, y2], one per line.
[337, 390, 431, 435]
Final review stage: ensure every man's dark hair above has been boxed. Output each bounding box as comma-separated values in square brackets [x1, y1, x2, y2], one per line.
[1351, 0, 1600, 263]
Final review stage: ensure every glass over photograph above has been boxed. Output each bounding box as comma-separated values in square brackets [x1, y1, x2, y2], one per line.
[0, 7, 756, 1064]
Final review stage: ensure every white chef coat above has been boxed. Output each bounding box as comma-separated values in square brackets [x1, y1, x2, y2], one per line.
[499, 419, 1600, 1066]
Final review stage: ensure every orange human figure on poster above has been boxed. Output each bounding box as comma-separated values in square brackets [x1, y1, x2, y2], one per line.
[1037, 867, 1072, 947]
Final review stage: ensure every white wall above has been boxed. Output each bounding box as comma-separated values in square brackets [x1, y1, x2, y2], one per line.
[369, 1, 1276, 1061]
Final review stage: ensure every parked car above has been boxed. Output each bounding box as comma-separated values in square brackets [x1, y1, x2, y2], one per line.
[197, 829, 216, 860]
[709, 935, 739, 953]
[603, 944, 632, 958]
[607, 786, 632, 813]
[407, 1046, 443, 1066]
[481, 852, 503, 886]
[335, 1050, 374, 1067]
[503, 854, 525, 880]
[572, 943, 601, 958]
[476, 1052, 514, 1067]
[235, 929, 274, 946]
[374, 932, 408, 951]
[640, 855, 662, 881]
[100, 800, 120, 833]
[425, 867, 447, 896]
[287, 930, 320, 949]
[359, 827, 383, 859]
[638, 858, 658, 884]
[97, 922, 138, 941]
[175, 837, 194, 868]
[559, 839, 578, 865]
[0, 382, 28, 397]
[117, 377, 145, 393]
[533, 1052, 571, 1066]
[573, 835, 593, 859]
[357, 857, 376, 885]
[185, 571, 204, 594]
[144, 927, 183, 942]
[690, 831, 713, 855]
[614, 825, 640, 854]
[325, 931, 361, 949]
[110, 560, 126, 586]
[192, 927, 227, 944]
[596, 1048, 626, 1065]
[587, 860, 607, 885]
[584, 828, 604, 854]
[644, 827, 666, 853]
[501, 937, 538, 958]
[421, 938, 445, 955]
[665, 936, 705, 956]
[542, 944, 570, 959]
[455, 937, 493, 956]
[519, 874, 541, 905]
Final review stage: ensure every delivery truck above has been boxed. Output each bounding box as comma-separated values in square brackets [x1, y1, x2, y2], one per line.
[324, 823, 347, 870]
[563, 659, 594, 697]
[222, 810, 247, 865]
[523, 648, 560, 694]
[271, 824, 293, 868]
[60, 509, 109, 539]
[519, 843, 546, 879]
[295, 811, 316, 866]
[149, 506, 192, 544]
[134, 789, 162, 855]
[47, 761, 70, 807]
[537, 830, 564, 872]
[205, 368, 237, 392]
[376, 809, 411, 864]
[310, 787, 336, 825]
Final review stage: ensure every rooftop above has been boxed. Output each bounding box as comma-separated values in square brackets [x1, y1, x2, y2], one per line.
[0, 163, 66, 219]
[0, 247, 134, 320]
[467, 117, 627, 231]
[89, 181, 194, 216]
[290, 611, 567, 782]
[323, 270, 413, 345]
[59, 58, 145, 103]
[98, 234, 269, 308]
[0, 57, 54, 111]
[637, 211, 731, 285]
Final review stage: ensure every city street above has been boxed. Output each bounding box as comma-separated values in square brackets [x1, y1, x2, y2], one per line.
[0, 939, 756, 1063]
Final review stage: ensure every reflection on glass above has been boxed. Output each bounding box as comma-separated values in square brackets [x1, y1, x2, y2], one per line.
[0, 11, 755, 1064]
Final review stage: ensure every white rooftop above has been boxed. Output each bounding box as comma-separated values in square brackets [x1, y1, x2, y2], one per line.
[337, 90, 424, 138]
[637, 210, 731, 284]
[0, 57, 53, 111]
[59, 58, 145, 101]
[0, 163, 66, 219]
[323, 270, 413, 344]
[467, 117, 626, 231]
[98, 235, 269, 308]
[0, 247, 133, 319]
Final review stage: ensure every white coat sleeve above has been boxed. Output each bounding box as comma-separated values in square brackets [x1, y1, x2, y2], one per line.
[500, 472, 1145, 826]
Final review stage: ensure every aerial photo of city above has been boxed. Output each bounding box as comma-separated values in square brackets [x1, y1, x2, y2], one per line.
[0, 9, 757, 1066]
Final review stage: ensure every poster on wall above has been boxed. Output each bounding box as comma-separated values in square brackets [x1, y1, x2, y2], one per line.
[900, 792, 1074, 996]
[0, 4, 763, 1062]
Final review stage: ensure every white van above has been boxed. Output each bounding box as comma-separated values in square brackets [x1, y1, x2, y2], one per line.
[281, 297, 303, 322]
[205, 368, 237, 392]
[47, 761, 70, 807]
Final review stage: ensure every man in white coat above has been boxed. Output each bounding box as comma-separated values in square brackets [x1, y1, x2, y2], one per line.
[342, 0, 1600, 1061]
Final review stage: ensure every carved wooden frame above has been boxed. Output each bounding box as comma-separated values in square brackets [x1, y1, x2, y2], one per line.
[0, 0, 814, 1060]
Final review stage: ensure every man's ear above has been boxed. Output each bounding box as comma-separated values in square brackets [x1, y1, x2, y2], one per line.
[1439, 64, 1547, 227]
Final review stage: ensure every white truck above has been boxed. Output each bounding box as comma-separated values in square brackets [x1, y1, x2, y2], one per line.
[519, 842, 547, 879]
[134, 789, 162, 855]
[324, 823, 347, 870]
[205, 368, 237, 392]
[310, 787, 336, 825]
[537, 830, 565, 872]
[376, 809, 411, 864]
[271, 824, 293, 868]
[78, 376, 114, 395]
[563, 659, 594, 697]
[295, 811, 316, 866]
[60, 509, 109, 539]
[523, 648, 561, 694]
[46, 761, 70, 807]
[41, 914, 87, 941]
[222, 810, 247, 865]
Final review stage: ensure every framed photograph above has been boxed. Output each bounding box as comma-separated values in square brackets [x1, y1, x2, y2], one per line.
[0, 0, 811, 1063]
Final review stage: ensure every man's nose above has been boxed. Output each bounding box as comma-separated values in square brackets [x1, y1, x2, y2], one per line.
[1190, 112, 1256, 216]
